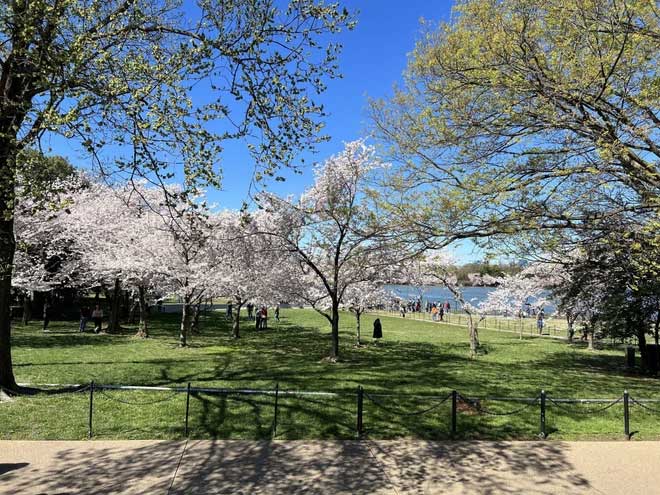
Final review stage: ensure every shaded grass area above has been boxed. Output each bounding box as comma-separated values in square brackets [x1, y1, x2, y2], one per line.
[1, 309, 659, 440]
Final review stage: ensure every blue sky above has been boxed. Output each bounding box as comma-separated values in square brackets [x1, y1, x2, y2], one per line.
[46, 0, 485, 262]
[216, 0, 456, 206]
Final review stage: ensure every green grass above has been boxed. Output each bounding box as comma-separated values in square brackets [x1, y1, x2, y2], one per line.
[1, 309, 658, 441]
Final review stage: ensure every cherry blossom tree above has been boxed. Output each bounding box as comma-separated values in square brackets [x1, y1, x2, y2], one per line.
[257, 140, 407, 359]
[211, 210, 289, 339]
[417, 251, 486, 357]
[342, 281, 391, 346]
[481, 267, 549, 340]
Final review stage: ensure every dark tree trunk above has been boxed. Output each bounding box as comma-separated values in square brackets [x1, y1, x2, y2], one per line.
[330, 303, 340, 359]
[566, 315, 575, 343]
[180, 295, 191, 347]
[0, 217, 17, 391]
[136, 285, 148, 338]
[106, 278, 122, 334]
[232, 300, 243, 339]
[355, 311, 361, 345]
[21, 291, 31, 325]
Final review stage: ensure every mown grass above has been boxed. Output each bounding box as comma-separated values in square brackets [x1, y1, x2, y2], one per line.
[1, 308, 658, 441]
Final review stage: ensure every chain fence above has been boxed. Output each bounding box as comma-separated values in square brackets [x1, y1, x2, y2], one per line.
[2, 383, 660, 440]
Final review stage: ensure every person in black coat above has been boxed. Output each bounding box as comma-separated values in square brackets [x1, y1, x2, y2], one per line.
[373, 318, 383, 343]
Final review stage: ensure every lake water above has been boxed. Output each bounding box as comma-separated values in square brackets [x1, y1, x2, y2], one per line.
[385, 285, 556, 314]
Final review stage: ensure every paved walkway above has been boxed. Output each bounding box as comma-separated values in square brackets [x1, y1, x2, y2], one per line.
[1, 440, 659, 494]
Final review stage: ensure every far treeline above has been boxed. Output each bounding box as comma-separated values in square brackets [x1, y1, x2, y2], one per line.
[452, 262, 523, 287]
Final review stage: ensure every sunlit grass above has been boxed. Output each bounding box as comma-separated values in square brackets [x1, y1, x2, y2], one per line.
[1, 308, 658, 440]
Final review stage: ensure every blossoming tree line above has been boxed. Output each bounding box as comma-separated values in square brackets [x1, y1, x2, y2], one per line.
[2, 0, 660, 393]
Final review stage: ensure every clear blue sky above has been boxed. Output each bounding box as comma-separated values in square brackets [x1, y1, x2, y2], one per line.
[216, 0, 456, 204]
[47, 0, 485, 262]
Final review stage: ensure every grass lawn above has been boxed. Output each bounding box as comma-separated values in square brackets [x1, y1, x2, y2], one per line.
[1, 308, 658, 441]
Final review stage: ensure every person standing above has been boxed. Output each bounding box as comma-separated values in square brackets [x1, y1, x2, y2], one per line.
[260, 306, 268, 330]
[226, 300, 233, 320]
[255, 307, 262, 330]
[247, 303, 254, 321]
[79, 306, 90, 333]
[537, 310, 545, 335]
[274, 304, 280, 322]
[92, 305, 103, 333]
[372, 318, 383, 343]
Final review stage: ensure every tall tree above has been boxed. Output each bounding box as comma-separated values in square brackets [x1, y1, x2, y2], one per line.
[0, 0, 354, 390]
[371, 0, 660, 250]
[258, 140, 405, 360]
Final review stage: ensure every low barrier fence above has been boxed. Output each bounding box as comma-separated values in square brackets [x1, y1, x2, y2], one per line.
[2, 383, 660, 440]
[375, 309, 570, 337]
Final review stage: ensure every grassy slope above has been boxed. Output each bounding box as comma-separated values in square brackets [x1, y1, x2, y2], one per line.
[1, 309, 658, 441]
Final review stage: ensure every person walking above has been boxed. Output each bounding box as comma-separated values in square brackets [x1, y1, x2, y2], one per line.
[92, 305, 103, 333]
[372, 318, 383, 344]
[247, 303, 254, 321]
[274, 304, 280, 322]
[79, 306, 90, 333]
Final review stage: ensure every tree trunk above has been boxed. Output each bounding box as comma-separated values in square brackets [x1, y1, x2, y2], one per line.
[21, 291, 31, 325]
[330, 303, 340, 359]
[0, 217, 17, 391]
[356, 311, 361, 345]
[566, 315, 575, 343]
[191, 301, 202, 334]
[467, 314, 479, 358]
[519, 316, 523, 340]
[136, 285, 148, 338]
[232, 300, 243, 339]
[104, 278, 123, 334]
[180, 296, 191, 347]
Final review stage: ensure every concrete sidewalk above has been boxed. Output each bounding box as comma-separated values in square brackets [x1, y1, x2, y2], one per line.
[1, 440, 659, 494]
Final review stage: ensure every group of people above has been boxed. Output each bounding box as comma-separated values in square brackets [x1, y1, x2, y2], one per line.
[243, 302, 280, 330]
[78, 304, 104, 334]
[395, 299, 452, 320]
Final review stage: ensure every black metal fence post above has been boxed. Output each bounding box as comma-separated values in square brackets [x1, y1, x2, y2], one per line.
[88, 381, 94, 439]
[624, 390, 630, 440]
[356, 385, 364, 438]
[451, 390, 457, 437]
[539, 390, 547, 439]
[184, 382, 191, 437]
[272, 383, 280, 439]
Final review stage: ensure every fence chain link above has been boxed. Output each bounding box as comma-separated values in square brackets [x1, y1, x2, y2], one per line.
[97, 388, 180, 406]
[630, 397, 660, 414]
[364, 391, 452, 417]
[547, 396, 622, 415]
[458, 394, 539, 416]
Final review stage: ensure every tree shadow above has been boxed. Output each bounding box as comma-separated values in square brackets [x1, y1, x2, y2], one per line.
[0, 462, 28, 476]
[0, 440, 596, 494]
